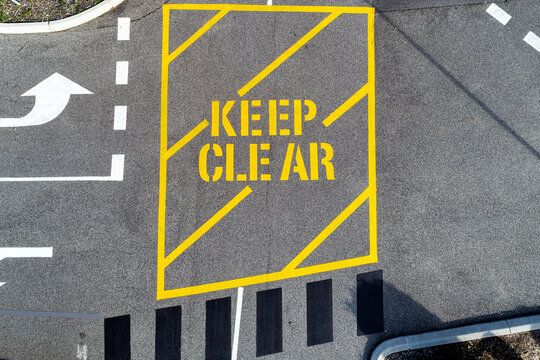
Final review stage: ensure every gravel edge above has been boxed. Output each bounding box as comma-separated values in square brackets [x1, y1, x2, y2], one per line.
[371, 314, 540, 360]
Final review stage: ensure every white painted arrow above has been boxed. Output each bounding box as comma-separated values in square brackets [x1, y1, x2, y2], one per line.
[0, 73, 92, 127]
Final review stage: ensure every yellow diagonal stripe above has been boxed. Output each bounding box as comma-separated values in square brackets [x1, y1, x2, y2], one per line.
[282, 187, 373, 272]
[237, 12, 341, 97]
[163, 186, 253, 268]
[322, 83, 369, 127]
[165, 120, 209, 159]
[167, 8, 230, 64]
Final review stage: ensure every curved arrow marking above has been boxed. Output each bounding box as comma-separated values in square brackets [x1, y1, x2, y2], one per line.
[0, 73, 92, 127]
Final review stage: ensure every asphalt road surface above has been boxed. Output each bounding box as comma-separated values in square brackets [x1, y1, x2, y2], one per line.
[0, 0, 538, 359]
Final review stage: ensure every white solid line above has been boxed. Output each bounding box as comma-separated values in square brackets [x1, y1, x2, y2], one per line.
[0, 310, 104, 319]
[524, 31, 540, 53]
[117, 17, 131, 41]
[231, 287, 244, 360]
[114, 106, 127, 130]
[486, 3, 511, 25]
[0, 154, 124, 182]
[0, 247, 53, 261]
[0, 0, 127, 34]
[116, 61, 129, 85]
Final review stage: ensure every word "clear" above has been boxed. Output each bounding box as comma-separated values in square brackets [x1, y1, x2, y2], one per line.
[199, 142, 335, 182]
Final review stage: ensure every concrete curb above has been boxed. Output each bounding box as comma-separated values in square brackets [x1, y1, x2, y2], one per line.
[0, 0, 126, 34]
[371, 314, 540, 360]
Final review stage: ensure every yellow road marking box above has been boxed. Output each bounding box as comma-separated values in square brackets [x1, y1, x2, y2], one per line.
[158, 4, 376, 299]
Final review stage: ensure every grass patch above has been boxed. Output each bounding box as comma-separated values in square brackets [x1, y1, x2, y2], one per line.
[387, 330, 540, 360]
[0, 0, 104, 23]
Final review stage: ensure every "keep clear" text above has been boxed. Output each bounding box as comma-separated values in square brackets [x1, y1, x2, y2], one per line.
[199, 99, 335, 182]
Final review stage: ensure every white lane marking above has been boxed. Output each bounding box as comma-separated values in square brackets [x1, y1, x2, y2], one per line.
[0, 154, 124, 182]
[10, 0, 21, 5]
[524, 31, 540, 53]
[116, 61, 129, 85]
[0, 73, 92, 127]
[0, 310, 104, 319]
[267, 0, 272, 5]
[0, 248, 53, 286]
[110, 154, 125, 180]
[76, 343, 88, 360]
[114, 106, 127, 130]
[231, 287, 244, 360]
[117, 17, 131, 41]
[486, 4, 511, 25]
[0, 247, 53, 261]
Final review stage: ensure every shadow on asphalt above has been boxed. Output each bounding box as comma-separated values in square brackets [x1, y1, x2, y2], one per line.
[345, 4, 540, 357]
[372, 3, 540, 160]
[346, 281, 540, 359]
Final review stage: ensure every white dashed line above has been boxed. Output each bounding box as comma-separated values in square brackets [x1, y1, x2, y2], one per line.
[523, 31, 540, 53]
[486, 3, 511, 25]
[114, 106, 127, 130]
[110, 154, 125, 180]
[115, 17, 129, 174]
[267, 0, 272, 5]
[117, 17, 131, 41]
[115, 61, 129, 85]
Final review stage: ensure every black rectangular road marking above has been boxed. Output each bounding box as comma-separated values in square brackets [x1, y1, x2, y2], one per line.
[256, 288, 283, 357]
[206, 297, 231, 360]
[306, 279, 333, 346]
[104, 315, 131, 360]
[357, 270, 384, 335]
[156, 305, 182, 360]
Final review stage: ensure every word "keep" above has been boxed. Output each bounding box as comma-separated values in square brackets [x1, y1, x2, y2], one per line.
[211, 99, 317, 137]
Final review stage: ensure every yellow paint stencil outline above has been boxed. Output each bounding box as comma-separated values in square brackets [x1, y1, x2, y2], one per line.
[158, 4, 376, 299]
